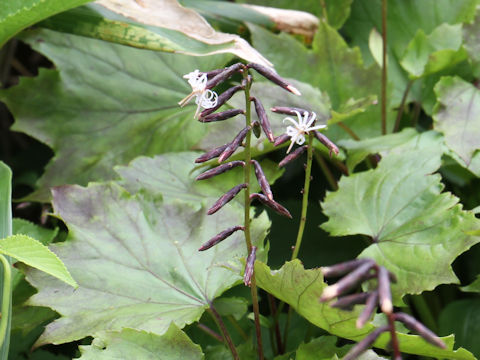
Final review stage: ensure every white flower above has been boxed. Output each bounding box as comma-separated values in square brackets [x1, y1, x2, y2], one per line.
[178, 69, 218, 119]
[283, 111, 326, 153]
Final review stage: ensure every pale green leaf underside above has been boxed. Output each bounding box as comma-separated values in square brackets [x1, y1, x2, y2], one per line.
[0, 235, 76, 288]
[26, 153, 270, 346]
[78, 325, 203, 360]
[255, 260, 476, 360]
[322, 149, 480, 301]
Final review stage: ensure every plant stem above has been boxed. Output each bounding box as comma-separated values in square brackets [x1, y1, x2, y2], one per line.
[243, 69, 264, 360]
[314, 152, 338, 191]
[393, 80, 413, 133]
[319, 0, 329, 23]
[291, 132, 314, 260]
[208, 306, 239, 359]
[227, 315, 249, 342]
[267, 293, 284, 354]
[381, 0, 388, 135]
[0, 255, 11, 348]
[387, 313, 401, 360]
[337, 121, 360, 140]
[197, 323, 223, 343]
[410, 294, 438, 333]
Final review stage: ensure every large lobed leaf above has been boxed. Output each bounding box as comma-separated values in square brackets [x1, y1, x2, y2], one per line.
[0, 29, 231, 202]
[321, 149, 480, 301]
[26, 152, 270, 346]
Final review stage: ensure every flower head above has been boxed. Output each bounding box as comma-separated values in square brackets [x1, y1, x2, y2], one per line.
[178, 69, 218, 119]
[283, 111, 326, 153]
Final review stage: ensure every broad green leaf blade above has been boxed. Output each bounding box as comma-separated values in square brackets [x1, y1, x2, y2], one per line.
[321, 149, 480, 301]
[439, 300, 480, 358]
[0, 29, 231, 202]
[255, 260, 476, 360]
[0, 0, 92, 47]
[26, 153, 270, 346]
[400, 24, 467, 79]
[78, 325, 203, 360]
[463, 8, 480, 77]
[39, 3, 271, 66]
[433, 76, 480, 169]
[0, 235, 76, 288]
[13, 219, 57, 245]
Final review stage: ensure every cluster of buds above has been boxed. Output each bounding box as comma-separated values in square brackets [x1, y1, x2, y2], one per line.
[184, 63, 303, 286]
[319, 259, 445, 360]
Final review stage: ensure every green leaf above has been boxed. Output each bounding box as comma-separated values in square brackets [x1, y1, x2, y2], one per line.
[321, 149, 480, 301]
[463, 8, 480, 77]
[13, 219, 58, 245]
[433, 76, 480, 170]
[255, 260, 476, 359]
[400, 24, 467, 79]
[461, 275, 480, 292]
[439, 299, 480, 358]
[296, 336, 349, 360]
[0, 235, 76, 288]
[0, 0, 92, 47]
[39, 3, 271, 66]
[212, 297, 247, 321]
[78, 325, 203, 360]
[0, 29, 231, 202]
[26, 153, 270, 346]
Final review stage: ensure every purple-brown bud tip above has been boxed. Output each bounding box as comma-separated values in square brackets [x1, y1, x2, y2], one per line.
[286, 84, 302, 96]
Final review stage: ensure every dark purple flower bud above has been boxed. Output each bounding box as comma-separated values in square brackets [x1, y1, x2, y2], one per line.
[271, 106, 308, 116]
[199, 225, 245, 251]
[243, 245, 257, 286]
[218, 126, 250, 163]
[204, 68, 224, 79]
[195, 144, 229, 163]
[200, 109, 245, 123]
[251, 97, 274, 142]
[378, 266, 393, 314]
[252, 120, 261, 138]
[279, 145, 307, 167]
[320, 261, 376, 302]
[201, 85, 244, 117]
[314, 131, 339, 157]
[343, 325, 390, 360]
[274, 134, 290, 147]
[331, 292, 371, 310]
[394, 312, 446, 348]
[247, 63, 301, 96]
[356, 291, 379, 328]
[196, 161, 245, 180]
[207, 63, 244, 89]
[321, 259, 374, 278]
[207, 183, 247, 215]
[250, 160, 273, 200]
[250, 193, 292, 218]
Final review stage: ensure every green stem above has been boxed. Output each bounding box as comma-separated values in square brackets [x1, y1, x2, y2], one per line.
[337, 121, 360, 140]
[393, 80, 413, 133]
[243, 69, 264, 360]
[319, 0, 329, 23]
[381, 0, 388, 135]
[0, 255, 11, 348]
[208, 307, 239, 360]
[410, 294, 437, 333]
[227, 315, 249, 342]
[314, 152, 338, 191]
[291, 133, 314, 260]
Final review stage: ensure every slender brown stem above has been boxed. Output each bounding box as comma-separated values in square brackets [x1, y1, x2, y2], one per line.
[381, 0, 388, 135]
[227, 315, 249, 342]
[314, 152, 338, 191]
[337, 121, 360, 140]
[387, 313, 401, 360]
[268, 293, 284, 354]
[393, 80, 413, 133]
[412, 101, 421, 128]
[243, 69, 264, 360]
[197, 323, 223, 343]
[208, 307, 239, 359]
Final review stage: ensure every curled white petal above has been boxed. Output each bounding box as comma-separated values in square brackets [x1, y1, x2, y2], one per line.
[295, 134, 306, 145]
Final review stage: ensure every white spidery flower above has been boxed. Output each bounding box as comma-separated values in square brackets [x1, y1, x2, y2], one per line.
[284, 111, 326, 153]
[178, 69, 218, 119]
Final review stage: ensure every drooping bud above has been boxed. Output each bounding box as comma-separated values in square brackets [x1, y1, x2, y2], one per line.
[378, 266, 393, 315]
[250, 193, 292, 218]
[313, 131, 339, 157]
[201, 85, 244, 117]
[207, 63, 244, 89]
[207, 183, 247, 215]
[243, 246, 257, 286]
[204, 68, 224, 79]
[199, 225, 245, 251]
[251, 97, 274, 142]
[331, 292, 370, 310]
[274, 133, 290, 147]
[356, 291, 379, 328]
[196, 161, 245, 180]
[279, 145, 307, 167]
[320, 261, 376, 302]
[251, 160, 273, 200]
[343, 325, 390, 360]
[394, 312, 446, 348]
[247, 63, 301, 96]
[321, 259, 373, 278]
[200, 109, 245, 123]
[195, 144, 229, 163]
[218, 126, 250, 163]
[271, 106, 308, 116]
